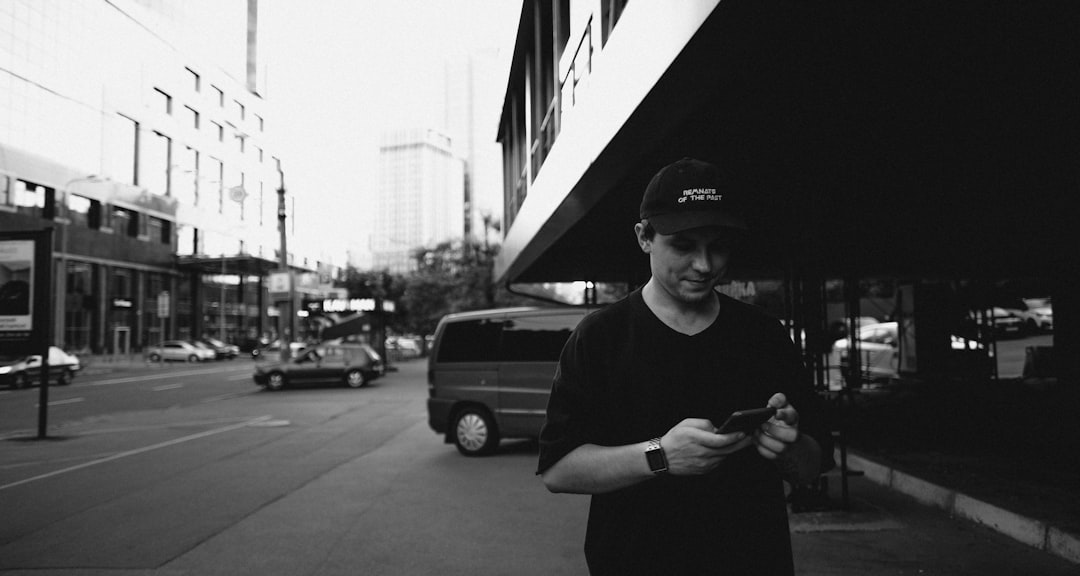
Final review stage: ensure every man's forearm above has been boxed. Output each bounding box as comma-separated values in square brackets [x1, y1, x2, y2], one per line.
[541, 442, 655, 494]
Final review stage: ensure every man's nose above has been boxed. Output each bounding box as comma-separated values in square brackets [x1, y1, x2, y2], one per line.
[691, 248, 713, 273]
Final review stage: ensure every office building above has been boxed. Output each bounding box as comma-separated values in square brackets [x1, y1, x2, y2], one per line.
[369, 128, 465, 274]
[0, 0, 330, 354]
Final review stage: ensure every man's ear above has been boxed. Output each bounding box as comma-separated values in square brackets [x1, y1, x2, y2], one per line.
[634, 222, 652, 254]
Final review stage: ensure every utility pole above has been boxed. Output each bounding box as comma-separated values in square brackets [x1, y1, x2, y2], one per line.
[276, 159, 295, 360]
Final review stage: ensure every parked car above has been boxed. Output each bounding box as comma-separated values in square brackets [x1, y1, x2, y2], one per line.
[427, 306, 590, 456]
[831, 321, 986, 385]
[252, 342, 384, 390]
[1018, 298, 1053, 333]
[196, 337, 239, 360]
[146, 340, 216, 363]
[0, 346, 80, 389]
[251, 340, 307, 360]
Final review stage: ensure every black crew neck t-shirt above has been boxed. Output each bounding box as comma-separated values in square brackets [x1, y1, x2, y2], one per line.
[539, 289, 828, 576]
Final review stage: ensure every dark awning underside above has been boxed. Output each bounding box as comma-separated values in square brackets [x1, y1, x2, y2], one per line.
[502, 1, 1079, 285]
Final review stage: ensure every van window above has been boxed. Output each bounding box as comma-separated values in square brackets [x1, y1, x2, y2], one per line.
[437, 319, 503, 363]
[500, 314, 581, 362]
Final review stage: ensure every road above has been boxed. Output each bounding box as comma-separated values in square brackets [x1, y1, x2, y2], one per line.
[1, 356, 1074, 575]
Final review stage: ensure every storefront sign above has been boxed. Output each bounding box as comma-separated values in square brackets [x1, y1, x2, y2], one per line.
[268, 271, 291, 294]
[317, 298, 396, 314]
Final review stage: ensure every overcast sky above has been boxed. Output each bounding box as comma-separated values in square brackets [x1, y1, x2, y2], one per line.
[261, 0, 521, 264]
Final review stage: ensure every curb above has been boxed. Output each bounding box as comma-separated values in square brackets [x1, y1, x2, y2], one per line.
[847, 450, 1080, 564]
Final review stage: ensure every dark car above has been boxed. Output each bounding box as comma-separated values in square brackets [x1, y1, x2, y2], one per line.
[0, 346, 80, 389]
[253, 342, 384, 391]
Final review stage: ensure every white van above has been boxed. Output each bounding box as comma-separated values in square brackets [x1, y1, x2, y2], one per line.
[426, 307, 590, 456]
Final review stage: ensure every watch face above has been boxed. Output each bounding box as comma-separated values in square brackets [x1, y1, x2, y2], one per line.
[646, 445, 668, 473]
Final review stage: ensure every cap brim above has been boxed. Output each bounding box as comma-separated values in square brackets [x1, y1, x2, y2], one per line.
[648, 211, 747, 235]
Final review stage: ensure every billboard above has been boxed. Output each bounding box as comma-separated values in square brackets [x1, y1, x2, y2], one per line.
[0, 230, 52, 354]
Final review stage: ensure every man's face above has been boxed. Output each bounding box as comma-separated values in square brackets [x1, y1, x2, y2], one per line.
[636, 223, 733, 305]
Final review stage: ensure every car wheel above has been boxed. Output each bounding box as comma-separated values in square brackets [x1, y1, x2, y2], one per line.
[149, 353, 162, 362]
[187, 354, 199, 363]
[13, 373, 28, 389]
[266, 372, 286, 391]
[58, 370, 73, 386]
[452, 407, 499, 456]
[344, 369, 368, 388]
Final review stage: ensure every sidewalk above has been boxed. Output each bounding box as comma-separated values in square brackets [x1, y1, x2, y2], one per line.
[56, 358, 1078, 568]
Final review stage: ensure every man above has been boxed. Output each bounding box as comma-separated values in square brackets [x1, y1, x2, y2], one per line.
[538, 157, 830, 575]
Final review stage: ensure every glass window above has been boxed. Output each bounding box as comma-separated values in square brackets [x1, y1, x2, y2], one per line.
[176, 224, 196, 256]
[148, 217, 164, 245]
[436, 319, 503, 363]
[154, 88, 172, 115]
[15, 180, 45, 217]
[0, 174, 13, 207]
[67, 193, 92, 227]
[210, 121, 223, 142]
[184, 106, 199, 130]
[174, 146, 198, 206]
[500, 313, 582, 362]
[145, 132, 171, 196]
[233, 99, 245, 121]
[112, 206, 137, 237]
[187, 67, 201, 92]
[256, 114, 264, 131]
[107, 114, 138, 185]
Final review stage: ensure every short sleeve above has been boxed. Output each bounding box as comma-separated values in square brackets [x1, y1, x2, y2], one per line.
[536, 326, 599, 474]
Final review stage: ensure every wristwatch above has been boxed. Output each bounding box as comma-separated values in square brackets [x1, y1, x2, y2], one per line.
[645, 437, 668, 474]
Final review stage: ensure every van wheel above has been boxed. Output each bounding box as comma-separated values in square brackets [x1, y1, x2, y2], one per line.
[266, 372, 286, 391]
[344, 369, 367, 388]
[453, 408, 499, 456]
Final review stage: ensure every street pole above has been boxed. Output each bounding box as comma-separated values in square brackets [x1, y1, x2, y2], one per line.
[220, 254, 226, 343]
[276, 160, 293, 360]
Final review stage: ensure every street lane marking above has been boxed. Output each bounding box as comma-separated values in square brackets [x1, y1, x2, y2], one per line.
[0, 415, 272, 492]
[36, 397, 84, 407]
[83, 367, 241, 386]
[152, 383, 185, 391]
[201, 390, 258, 403]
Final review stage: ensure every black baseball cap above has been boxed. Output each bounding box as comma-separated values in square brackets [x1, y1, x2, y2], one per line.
[639, 157, 747, 234]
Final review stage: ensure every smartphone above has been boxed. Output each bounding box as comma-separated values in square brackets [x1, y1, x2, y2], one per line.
[716, 407, 777, 435]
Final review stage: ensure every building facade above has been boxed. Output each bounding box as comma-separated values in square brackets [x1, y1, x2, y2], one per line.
[0, 0, 332, 354]
[369, 128, 465, 274]
[494, 1, 1079, 379]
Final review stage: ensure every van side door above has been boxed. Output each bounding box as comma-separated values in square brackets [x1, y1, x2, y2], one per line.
[496, 312, 584, 439]
[432, 316, 504, 423]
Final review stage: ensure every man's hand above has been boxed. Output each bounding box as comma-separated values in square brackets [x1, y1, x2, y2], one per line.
[753, 393, 800, 460]
[661, 418, 753, 475]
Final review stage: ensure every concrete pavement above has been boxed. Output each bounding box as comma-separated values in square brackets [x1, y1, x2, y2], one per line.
[3, 357, 1076, 574]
